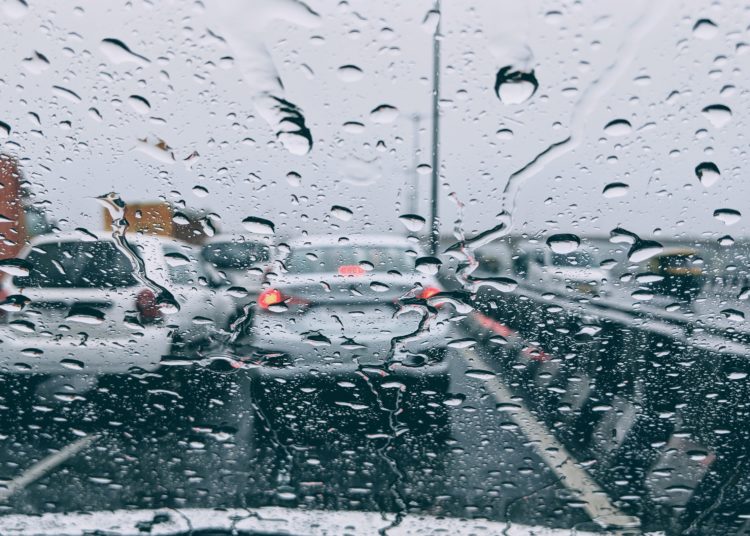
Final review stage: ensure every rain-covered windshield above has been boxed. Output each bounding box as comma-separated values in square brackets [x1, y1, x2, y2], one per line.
[0, 1, 748, 535]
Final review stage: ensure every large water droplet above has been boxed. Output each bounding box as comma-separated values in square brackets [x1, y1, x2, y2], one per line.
[370, 104, 399, 124]
[494, 66, 538, 105]
[415, 256, 442, 275]
[546, 233, 580, 254]
[22, 51, 50, 75]
[128, 95, 151, 114]
[714, 208, 741, 226]
[628, 240, 663, 263]
[602, 182, 629, 198]
[337, 65, 364, 82]
[398, 213, 426, 232]
[0, 121, 11, 138]
[701, 104, 732, 128]
[2, 0, 28, 19]
[0, 259, 30, 276]
[100, 38, 150, 65]
[695, 162, 720, 187]
[330, 205, 353, 221]
[693, 18, 718, 40]
[242, 216, 275, 234]
[603, 119, 632, 136]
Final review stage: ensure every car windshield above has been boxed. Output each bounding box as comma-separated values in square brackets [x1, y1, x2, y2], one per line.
[1, 1, 748, 535]
[13, 241, 137, 288]
[202, 241, 270, 270]
[285, 245, 415, 274]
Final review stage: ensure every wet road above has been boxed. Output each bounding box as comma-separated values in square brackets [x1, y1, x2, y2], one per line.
[0, 334, 628, 534]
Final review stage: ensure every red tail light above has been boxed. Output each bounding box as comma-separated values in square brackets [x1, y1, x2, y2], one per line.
[258, 288, 284, 309]
[136, 288, 162, 321]
[420, 286, 441, 300]
[338, 265, 365, 276]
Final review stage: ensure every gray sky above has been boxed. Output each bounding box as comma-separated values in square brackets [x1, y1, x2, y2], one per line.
[0, 0, 748, 243]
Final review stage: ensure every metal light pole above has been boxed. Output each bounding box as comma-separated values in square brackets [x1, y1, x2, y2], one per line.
[429, 0, 441, 255]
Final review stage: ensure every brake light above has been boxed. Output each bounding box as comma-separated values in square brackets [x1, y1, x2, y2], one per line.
[338, 265, 365, 276]
[258, 288, 284, 309]
[136, 288, 162, 322]
[420, 286, 441, 300]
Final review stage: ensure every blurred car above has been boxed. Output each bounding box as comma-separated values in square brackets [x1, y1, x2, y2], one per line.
[641, 247, 705, 303]
[238, 235, 457, 442]
[0, 232, 234, 402]
[201, 235, 272, 295]
[515, 245, 606, 294]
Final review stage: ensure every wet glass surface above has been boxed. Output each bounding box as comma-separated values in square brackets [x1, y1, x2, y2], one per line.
[0, 0, 749, 534]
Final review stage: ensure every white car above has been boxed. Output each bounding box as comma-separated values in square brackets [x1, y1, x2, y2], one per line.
[0, 232, 234, 382]
[239, 234, 458, 441]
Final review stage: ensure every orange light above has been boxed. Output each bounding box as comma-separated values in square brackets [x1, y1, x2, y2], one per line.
[338, 265, 365, 276]
[258, 288, 284, 309]
[420, 286, 441, 300]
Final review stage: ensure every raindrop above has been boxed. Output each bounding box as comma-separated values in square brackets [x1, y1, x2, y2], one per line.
[701, 104, 732, 128]
[337, 64, 364, 82]
[0, 121, 11, 138]
[22, 51, 50, 74]
[370, 281, 390, 292]
[172, 212, 190, 225]
[342, 121, 365, 134]
[546, 233, 580, 254]
[494, 66, 538, 105]
[465, 369, 496, 381]
[242, 216, 275, 234]
[628, 240, 663, 263]
[448, 338, 477, 349]
[330, 205, 353, 221]
[474, 277, 518, 293]
[415, 256, 442, 275]
[602, 182, 629, 198]
[304, 332, 331, 346]
[164, 252, 190, 267]
[719, 235, 735, 247]
[443, 393, 466, 407]
[226, 287, 249, 298]
[0, 294, 29, 312]
[270, 97, 313, 155]
[422, 9, 440, 33]
[721, 309, 745, 322]
[603, 119, 632, 136]
[695, 162, 720, 187]
[192, 185, 208, 198]
[495, 128, 514, 140]
[714, 208, 741, 226]
[128, 95, 151, 114]
[631, 289, 654, 301]
[134, 136, 175, 164]
[0, 258, 30, 276]
[728, 371, 747, 380]
[286, 171, 301, 187]
[60, 359, 84, 371]
[416, 163, 432, 175]
[100, 38, 150, 65]
[693, 18, 718, 40]
[398, 213, 426, 232]
[370, 104, 399, 124]
[2, 0, 28, 19]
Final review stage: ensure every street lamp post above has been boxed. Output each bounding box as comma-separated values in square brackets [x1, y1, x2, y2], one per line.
[429, 0, 441, 255]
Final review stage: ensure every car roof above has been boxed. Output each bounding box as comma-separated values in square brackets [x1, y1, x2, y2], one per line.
[284, 234, 423, 250]
[202, 234, 272, 246]
[27, 231, 188, 247]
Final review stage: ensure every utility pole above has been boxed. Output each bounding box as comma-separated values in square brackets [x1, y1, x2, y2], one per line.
[429, 0, 441, 255]
[409, 114, 421, 216]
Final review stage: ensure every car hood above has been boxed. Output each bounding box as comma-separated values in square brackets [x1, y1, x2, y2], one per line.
[0, 507, 627, 535]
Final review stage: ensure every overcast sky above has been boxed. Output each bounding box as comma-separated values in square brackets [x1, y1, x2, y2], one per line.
[1, 0, 748, 243]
